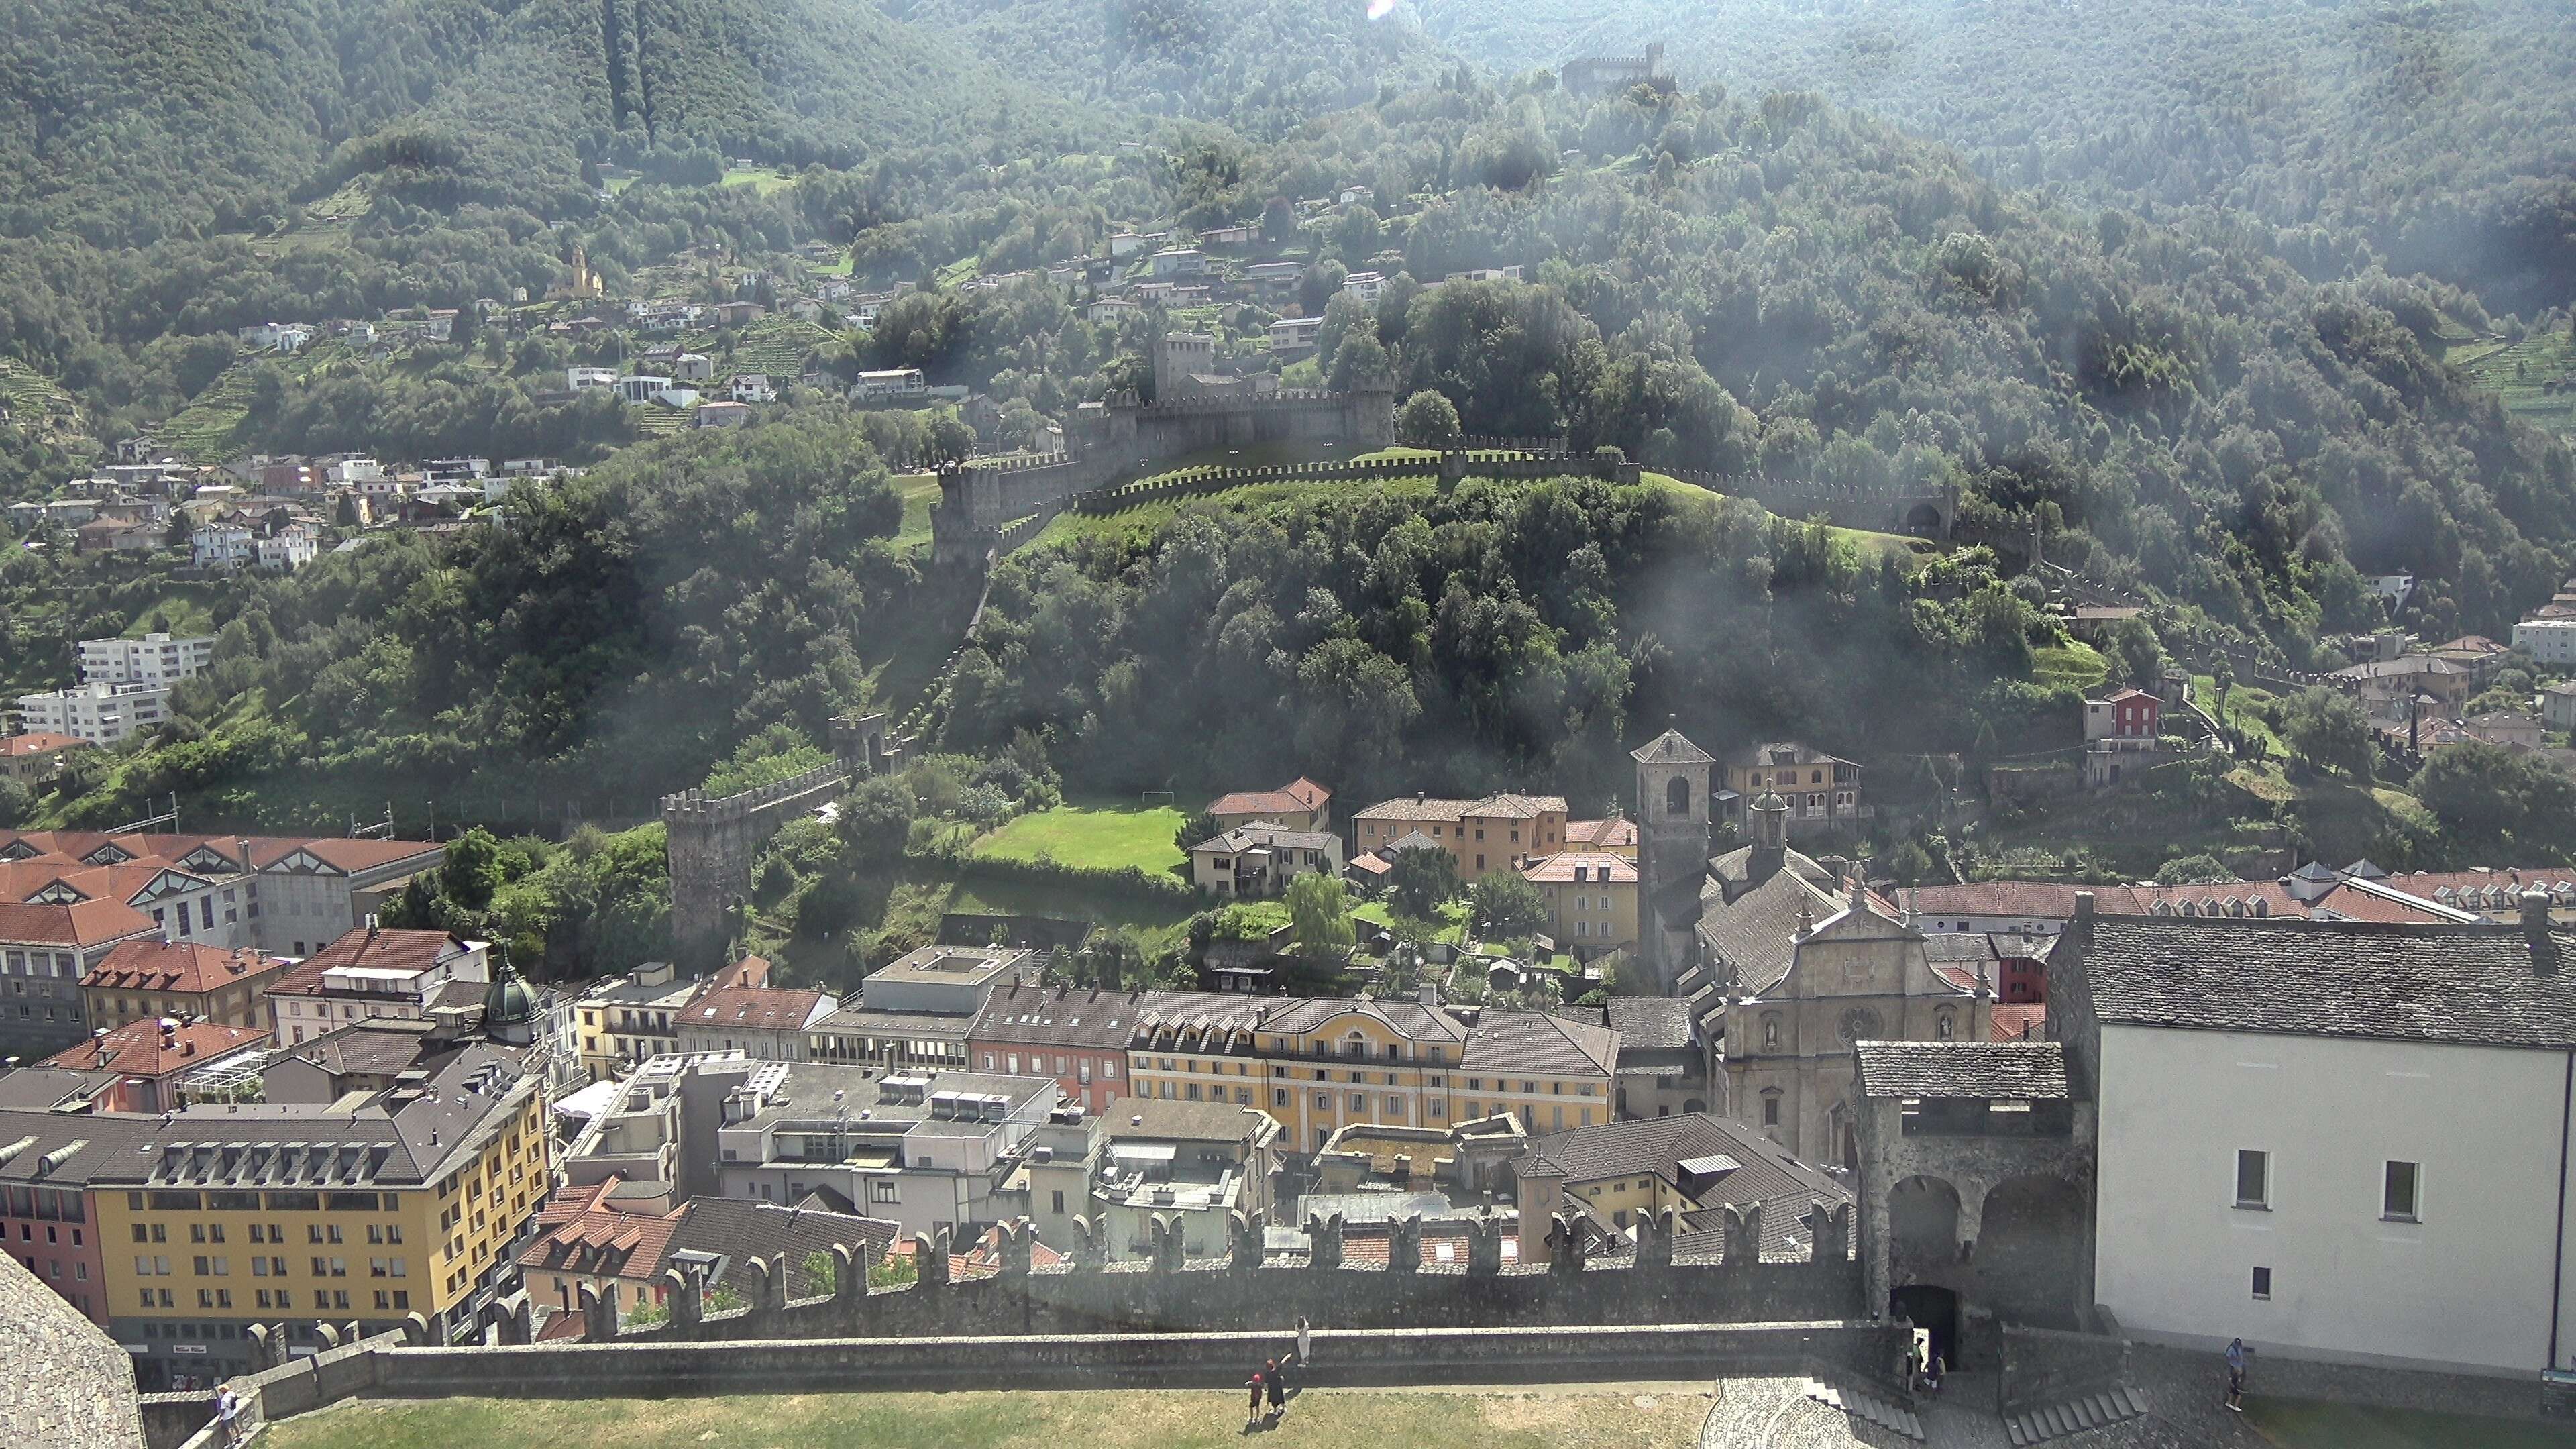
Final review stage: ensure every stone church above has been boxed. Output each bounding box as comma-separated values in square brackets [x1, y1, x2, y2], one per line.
[1631, 729, 1991, 1167]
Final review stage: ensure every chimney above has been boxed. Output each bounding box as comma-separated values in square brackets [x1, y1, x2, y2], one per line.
[2523, 890, 2557, 975]
[2073, 891, 2096, 945]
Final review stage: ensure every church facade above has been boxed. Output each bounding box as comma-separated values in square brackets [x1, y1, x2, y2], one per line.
[1634, 728, 1990, 1167]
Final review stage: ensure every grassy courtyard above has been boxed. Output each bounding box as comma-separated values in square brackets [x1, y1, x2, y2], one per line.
[2244, 1396, 2576, 1448]
[970, 797, 1191, 874]
[260, 1385, 1713, 1449]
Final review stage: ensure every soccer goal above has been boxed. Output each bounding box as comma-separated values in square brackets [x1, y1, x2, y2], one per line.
[1140, 788, 1177, 808]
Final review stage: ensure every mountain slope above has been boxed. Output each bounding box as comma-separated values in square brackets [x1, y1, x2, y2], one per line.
[1418, 0, 2576, 312]
[0, 0, 1121, 246]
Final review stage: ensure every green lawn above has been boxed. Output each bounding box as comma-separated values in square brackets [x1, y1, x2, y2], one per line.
[971, 798, 1189, 873]
[2243, 1396, 2576, 1448]
[720, 166, 799, 195]
[2033, 641, 2110, 691]
[262, 1386, 1713, 1449]
[892, 472, 941, 551]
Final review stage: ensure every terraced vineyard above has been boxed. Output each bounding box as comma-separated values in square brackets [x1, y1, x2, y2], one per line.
[0, 357, 87, 451]
[2448, 330, 2576, 435]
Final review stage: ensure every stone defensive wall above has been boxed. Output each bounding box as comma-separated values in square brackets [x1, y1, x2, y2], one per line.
[166, 1319, 1898, 1446]
[1660, 466, 1955, 539]
[1068, 451, 1635, 517]
[659, 760, 856, 959]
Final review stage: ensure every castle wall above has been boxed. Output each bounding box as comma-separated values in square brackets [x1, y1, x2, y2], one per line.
[1662, 468, 1955, 540]
[659, 763, 855, 960]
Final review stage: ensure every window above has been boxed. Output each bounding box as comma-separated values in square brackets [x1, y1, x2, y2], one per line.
[1051, 1191, 1065, 1214]
[2251, 1266, 2272, 1300]
[1761, 1089, 1782, 1127]
[871, 1182, 897, 1203]
[2383, 1161, 2420, 1222]
[2235, 1150, 2269, 1209]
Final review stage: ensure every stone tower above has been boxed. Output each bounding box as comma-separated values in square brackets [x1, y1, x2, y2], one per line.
[1747, 788, 1790, 886]
[1632, 728, 1715, 990]
[1152, 331, 1216, 401]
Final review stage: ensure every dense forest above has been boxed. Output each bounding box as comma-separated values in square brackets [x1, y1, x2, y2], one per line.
[1422, 0, 2576, 314]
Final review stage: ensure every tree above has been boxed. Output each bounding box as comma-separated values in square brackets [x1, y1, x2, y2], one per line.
[2412, 741, 2576, 847]
[2153, 852, 2236, 885]
[926, 409, 977, 464]
[439, 826, 504, 911]
[1395, 389, 1462, 447]
[837, 775, 918, 868]
[1467, 870, 1550, 941]
[1886, 839, 1935, 887]
[1261, 195, 1297, 244]
[1385, 844, 1459, 919]
[2281, 686, 2374, 780]
[1285, 871, 1355, 961]
[0, 777, 28, 830]
[1173, 810, 1221, 854]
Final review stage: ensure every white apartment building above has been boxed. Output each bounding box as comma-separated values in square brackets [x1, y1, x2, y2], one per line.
[2071, 900, 2576, 1378]
[257, 527, 319, 572]
[78, 633, 214, 688]
[14, 681, 171, 745]
[2512, 617, 2576, 666]
[266, 925, 491, 1045]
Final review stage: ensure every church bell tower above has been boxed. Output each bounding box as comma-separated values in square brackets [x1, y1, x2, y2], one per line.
[1632, 728, 1715, 991]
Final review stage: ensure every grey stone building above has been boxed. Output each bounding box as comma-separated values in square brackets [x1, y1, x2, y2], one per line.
[0, 1249, 142, 1448]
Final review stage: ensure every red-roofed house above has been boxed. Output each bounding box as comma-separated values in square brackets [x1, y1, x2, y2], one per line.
[80, 940, 288, 1032]
[0, 731, 92, 787]
[672, 985, 837, 1061]
[1205, 777, 1332, 833]
[1564, 814, 1638, 859]
[0, 898, 162, 1059]
[265, 924, 488, 1045]
[1520, 851, 1639, 956]
[40, 1016, 270, 1111]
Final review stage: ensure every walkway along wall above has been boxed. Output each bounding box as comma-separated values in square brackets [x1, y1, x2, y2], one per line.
[1661, 467, 1955, 540]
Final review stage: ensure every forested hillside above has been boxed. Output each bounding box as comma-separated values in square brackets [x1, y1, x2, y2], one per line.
[0, 0, 1117, 245]
[885, 0, 1449, 133]
[1421, 0, 2576, 312]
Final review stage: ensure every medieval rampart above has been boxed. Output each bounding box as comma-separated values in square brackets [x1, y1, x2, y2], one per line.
[659, 761, 855, 960]
[1662, 467, 1955, 539]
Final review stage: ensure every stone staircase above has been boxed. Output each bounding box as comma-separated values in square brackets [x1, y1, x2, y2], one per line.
[2002, 1385, 2151, 1444]
[1801, 1377, 1925, 1440]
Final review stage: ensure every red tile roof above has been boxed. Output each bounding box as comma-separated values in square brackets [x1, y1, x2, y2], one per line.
[681, 985, 829, 1033]
[1989, 1003, 2047, 1040]
[83, 941, 283, 995]
[41, 1016, 268, 1078]
[270, 926, 470, 996]
[1566, 817, 1638, 851]
[1, 733, 89, 758]
[1208, 777, 1332, 818]
[0, 898, 160, 947]
[1521, 851, 1638, 883]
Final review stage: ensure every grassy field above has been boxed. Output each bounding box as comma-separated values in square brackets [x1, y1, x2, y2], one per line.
[721, 166, 799, 196]
[2032, 641, 2110, 691]
[2447, 329, 2576, 434]
[2243, 1396, 2576, 1448]
[971, 797, 1189, 873]
[263, 1385, 1714, 1449]
[893, 472, 942, 551]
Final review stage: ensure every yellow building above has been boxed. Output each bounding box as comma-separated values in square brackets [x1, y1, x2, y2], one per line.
[1350, 793, 1568, 881]
[93, 1042, 551, 1387]
[574, 961, 702, 1082]
[1520, 851, 1640, 956]
[80, 940, 288, 1033]
[1122, 991, 1615, 1156]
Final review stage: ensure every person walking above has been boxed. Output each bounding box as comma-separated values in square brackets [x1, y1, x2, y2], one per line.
[2224, 1338, 2248, 1412]
[216, 1384, 246, 1447]
[1246, 1364, 1267, 1430]
[1265, 1357, 1286, 1417]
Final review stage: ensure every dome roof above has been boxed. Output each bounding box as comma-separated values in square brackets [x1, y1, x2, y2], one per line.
[1750, 790, 1790, 812]
[483, 959, 537, 1026]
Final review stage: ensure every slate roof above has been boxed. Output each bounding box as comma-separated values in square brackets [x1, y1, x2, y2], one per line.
[1854, 1040, 2070, 1099]
[1605, 996, 1696, 1053]
[968, 983, 1144, 1049]
[2082, 916, 2576, 1048]
[278, 1017, 449, 1078]
[1529, 1112, 1848, 1260]
[1697, 854, 1846, 994]
[1458, 1007, 1617, 1077]
[1631, 729, 1716, 765]
[1191, 822, 1338, 853]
